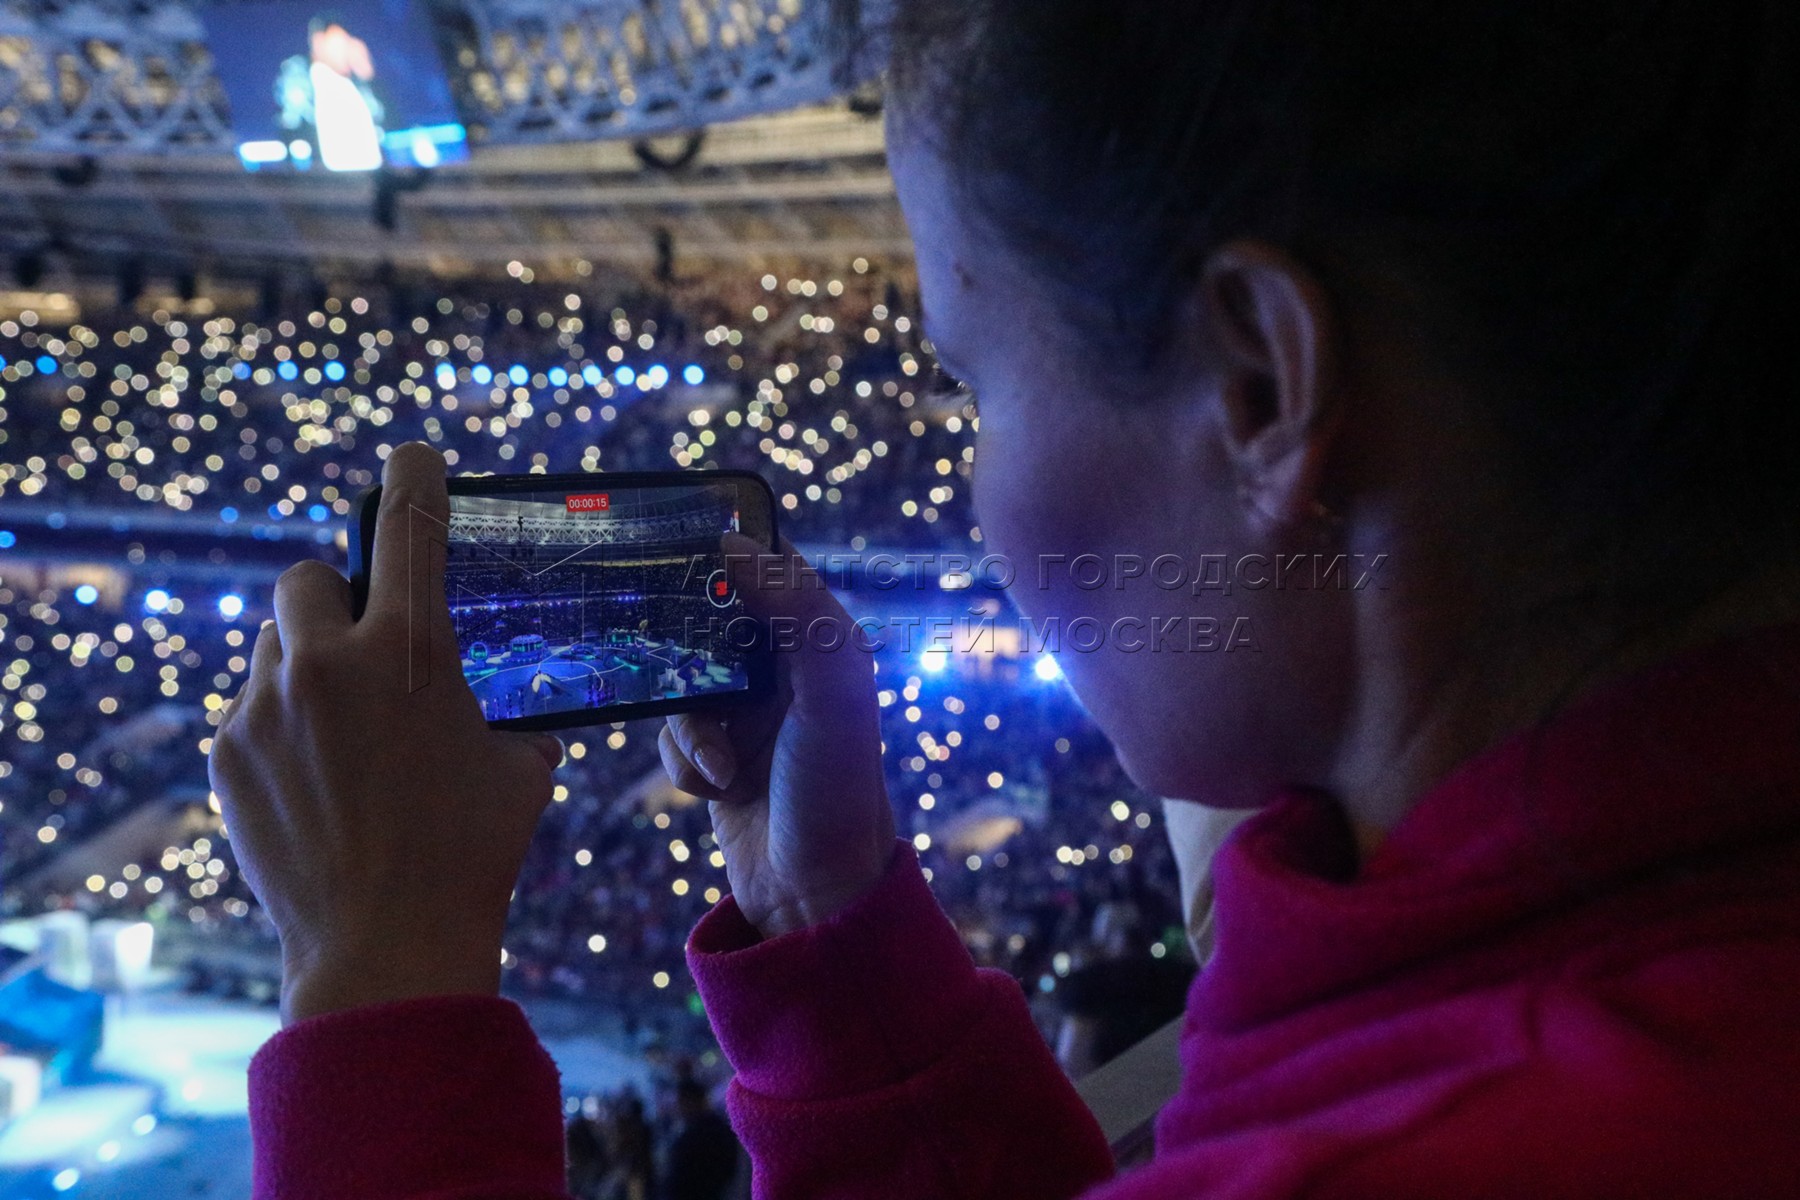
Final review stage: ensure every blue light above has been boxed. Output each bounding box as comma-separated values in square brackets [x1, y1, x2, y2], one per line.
[277, 361, 299, 381]
[144, 589, 171, 614]
[220, 507, 239, 523]
[35, 355, 57, 375]
[219, 594, 245, 619]
[308, 504, 329, 522]
[645, 365, 670, 389]
[268, 504, 285, 519]
[548, 366, 569, 387]
[683, 364, 706, 386]
[615, 366, 637, 386]
[921, 647, 950, 674]
[436, 364, 457, 388]
[0, 530, 14, 549]
[508, 364, 530, 385]
[324, 360, 346, 382]
[581, 364, 605, 386]
[233, 362, 251, 379]
[74, 584, 99, 605]
[1034, 655, 1063, 682]
[472, 364, 493, 384]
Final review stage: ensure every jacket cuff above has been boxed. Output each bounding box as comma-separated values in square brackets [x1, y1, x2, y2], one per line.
[686, 838, 985, 1101]
[248, 994, 566, 1198]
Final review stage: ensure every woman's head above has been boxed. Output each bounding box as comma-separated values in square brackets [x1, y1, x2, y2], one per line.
[839, 1, 1800, 812]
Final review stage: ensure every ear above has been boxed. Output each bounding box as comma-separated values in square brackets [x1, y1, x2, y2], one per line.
[1199, 240, 1344, 534]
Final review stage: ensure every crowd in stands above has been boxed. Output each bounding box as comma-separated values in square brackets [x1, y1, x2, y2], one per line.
[0, 263, 1191, 1133]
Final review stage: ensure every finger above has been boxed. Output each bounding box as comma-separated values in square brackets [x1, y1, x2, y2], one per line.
[666, 712, 737, 791]
[518, 732, 565, 772]
[365, 443, 452, 632]
[721, 532, 873, 702]
[218, 620, 281, 730]
[658, 723, 721, 801]
[272, 560, 354, 650]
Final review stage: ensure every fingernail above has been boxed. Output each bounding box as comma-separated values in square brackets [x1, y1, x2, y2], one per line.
[697, 746, 736, 790]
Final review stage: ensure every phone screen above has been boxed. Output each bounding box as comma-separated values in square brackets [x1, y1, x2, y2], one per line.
[420, 473, 773, 727]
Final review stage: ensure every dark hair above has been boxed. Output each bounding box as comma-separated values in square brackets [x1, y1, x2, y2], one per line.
[835, 0, 1800, 635]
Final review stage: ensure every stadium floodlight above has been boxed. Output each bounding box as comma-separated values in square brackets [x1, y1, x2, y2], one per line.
[219, 594, 246, 619]
[1034, 654, 1063, 682]
[922, 647, 950, 673]
[683, 364, 706, 386]
[75, 584, 99, 605]
[144, 589, 171, 613]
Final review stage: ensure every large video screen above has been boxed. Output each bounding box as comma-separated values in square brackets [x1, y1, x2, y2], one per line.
[201, 0, 468, 172]
[443, 482, 760, 722]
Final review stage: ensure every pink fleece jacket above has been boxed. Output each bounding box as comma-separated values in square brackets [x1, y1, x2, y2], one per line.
[249, 622, 1800, 1198]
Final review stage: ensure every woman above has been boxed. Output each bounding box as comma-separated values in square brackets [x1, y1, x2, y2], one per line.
[213, 1, 1800, 1196]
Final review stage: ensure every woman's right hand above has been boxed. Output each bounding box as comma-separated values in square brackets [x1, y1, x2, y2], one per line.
[659, 534, 896, 940]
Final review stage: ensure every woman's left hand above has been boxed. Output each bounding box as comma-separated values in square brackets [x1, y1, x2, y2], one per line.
[207, 443, 563, 1024]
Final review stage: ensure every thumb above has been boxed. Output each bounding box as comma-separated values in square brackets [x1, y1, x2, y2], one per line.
[721, 532, 874, 699]
[507, 732, 565, 772]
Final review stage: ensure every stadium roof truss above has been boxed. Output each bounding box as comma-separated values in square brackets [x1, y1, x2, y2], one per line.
[0, 0, 906, 278]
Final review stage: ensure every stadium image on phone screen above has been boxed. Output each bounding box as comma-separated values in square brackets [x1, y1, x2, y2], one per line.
[442, 481, 757, 722]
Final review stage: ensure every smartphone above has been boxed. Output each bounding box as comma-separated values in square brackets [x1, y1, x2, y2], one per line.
[348, 470, 778, 731]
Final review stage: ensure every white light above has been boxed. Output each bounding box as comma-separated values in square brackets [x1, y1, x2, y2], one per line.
[217, 594, 244, 620]
[53, 1168, 80, 1191]
[1034, 655, 1062, 682]
[144, 589, 170, 613]
[238, 140, 289, 164]
[921, 647, 950, 674]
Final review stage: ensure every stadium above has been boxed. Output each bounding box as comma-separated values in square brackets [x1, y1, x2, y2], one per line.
[4, 1, 1798, 1198]
[0, 6, 1188, 1194]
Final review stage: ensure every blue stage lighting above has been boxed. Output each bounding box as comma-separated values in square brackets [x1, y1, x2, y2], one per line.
[508, 364, 530, 385]
[144, 589, 171, 613]
[683, 364, 706, 386]
[615, 366, 637, 386]
[472, 364, 493, 384]
[218, 594, 245, 619]
[1034, 655, 1063, 682]
[74, 584, 99, 605]
[922, 647, 950, 674]
[324, 361, 346, 382]
[548, 366, 569, 386]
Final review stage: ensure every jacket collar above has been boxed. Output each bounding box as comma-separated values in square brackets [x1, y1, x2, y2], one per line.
[1189, 620, 1800, 1031]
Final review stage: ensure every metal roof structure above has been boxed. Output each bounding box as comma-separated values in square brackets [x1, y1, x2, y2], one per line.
[0, 0, 904, 283]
